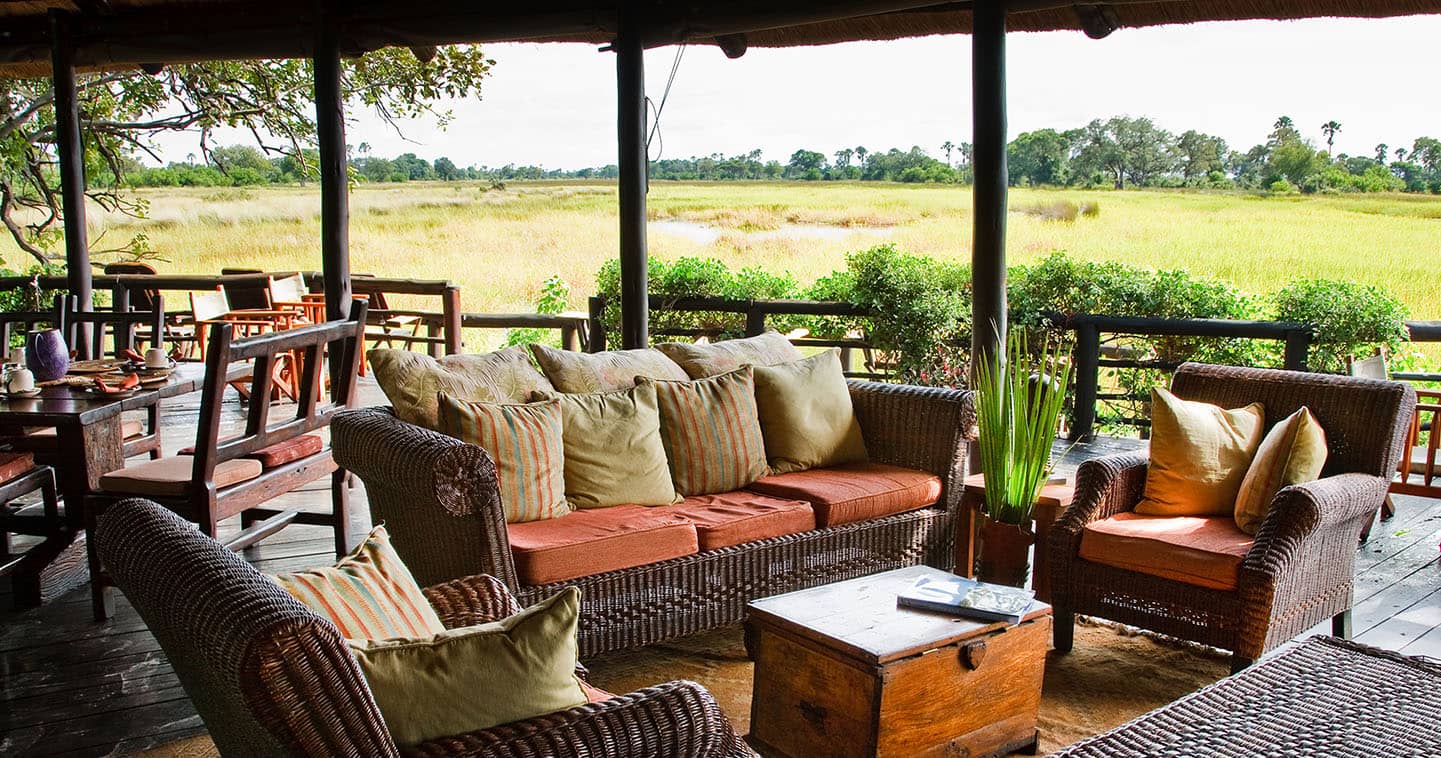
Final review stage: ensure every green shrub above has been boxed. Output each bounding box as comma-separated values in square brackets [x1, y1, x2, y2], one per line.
[505, 275, 571, 348]
[844, 244, 971, 384]
[1272, 279, 1410, 373]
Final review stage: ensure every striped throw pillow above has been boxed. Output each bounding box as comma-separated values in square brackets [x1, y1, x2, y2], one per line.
[437, 393, 570, 523]
[273, 525, 446, 641]
[641, 367, 767, 496]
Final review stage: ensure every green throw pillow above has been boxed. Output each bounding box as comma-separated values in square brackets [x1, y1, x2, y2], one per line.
[752, 349, 868, 474]
[347, 587, 587, 747]
[535, 383, 680, 509]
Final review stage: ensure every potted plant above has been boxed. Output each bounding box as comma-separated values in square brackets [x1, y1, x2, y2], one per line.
[973, 329, 1072, 587]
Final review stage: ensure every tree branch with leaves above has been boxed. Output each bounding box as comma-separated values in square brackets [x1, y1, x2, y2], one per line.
[0, 45, 493, 268]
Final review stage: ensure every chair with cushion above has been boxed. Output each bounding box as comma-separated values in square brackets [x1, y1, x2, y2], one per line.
[97, 497, 753, 758]
[86, 302, 368, 620]
[1050, 362, 1415, 672]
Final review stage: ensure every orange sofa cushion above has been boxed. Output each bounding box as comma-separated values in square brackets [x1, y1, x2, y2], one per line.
[669, 492, 816, 551]
[507, 505, 699, 586]
[1078, 512, 1255, 591]
[746, 462, 942, 527]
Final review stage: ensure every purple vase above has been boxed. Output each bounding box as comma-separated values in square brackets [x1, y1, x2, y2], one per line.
[26, 329, 69, 383]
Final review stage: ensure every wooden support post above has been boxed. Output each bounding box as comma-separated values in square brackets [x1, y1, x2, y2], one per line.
[442, 285, 462, 354]
[588, 295, 608, 353]
[1283, 329, 1310, 372]
[745, 304, 766, 337]
[1070, 320, 1101, 442]
[970, 1, 1008, 377]
[314, 6, 350, 381]
[50, 10, 92, 357]
[615, 10, 649, 350]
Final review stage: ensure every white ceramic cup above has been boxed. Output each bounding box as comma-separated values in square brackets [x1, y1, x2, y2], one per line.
[144, 347, 169, 369]
[6, 367, 35, 393]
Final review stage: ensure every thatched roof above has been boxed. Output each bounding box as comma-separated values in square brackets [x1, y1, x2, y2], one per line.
[2, 0, 1440, 78]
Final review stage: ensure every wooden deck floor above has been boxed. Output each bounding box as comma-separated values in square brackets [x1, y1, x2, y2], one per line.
[1, 386, 1438, 756]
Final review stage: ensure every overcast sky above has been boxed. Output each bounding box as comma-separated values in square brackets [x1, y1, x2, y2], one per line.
[153, 16, 1441, 169]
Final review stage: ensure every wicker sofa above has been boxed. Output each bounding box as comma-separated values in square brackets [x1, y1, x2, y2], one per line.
[333, 380, 972, 658]
[98, 498, 754, 758]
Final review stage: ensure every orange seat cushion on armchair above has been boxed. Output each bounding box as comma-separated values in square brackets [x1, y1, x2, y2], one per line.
[1078, 512, 1255, 591]
[746, 462, 942, 527]
[507, 505, 699, 585]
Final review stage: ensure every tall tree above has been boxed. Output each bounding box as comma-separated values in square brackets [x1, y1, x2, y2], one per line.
[941, 140, 955, 168]
[854, 146, 868, 171]
[1321, 120, 1342, 156]
[1375, 143, 1389, 164]
[0, 47, 493, 264]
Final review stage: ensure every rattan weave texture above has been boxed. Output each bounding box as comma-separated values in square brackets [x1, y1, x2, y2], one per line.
[1053, 635, 1441, 757]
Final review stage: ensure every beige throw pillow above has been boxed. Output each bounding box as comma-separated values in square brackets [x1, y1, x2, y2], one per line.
[656, 331, 804, 378]
[347, 587, 587, 747]
[529, 344, 687, 393]
[369, 347, 554, 430]
[1134, 388, 1265, 517]
[1234, 407, 1328, 535]
[536, 383, 680, 509]
[752, 350, 868, 474]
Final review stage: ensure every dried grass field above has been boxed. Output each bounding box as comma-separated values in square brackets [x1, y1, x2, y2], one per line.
[66, 180, 1441, 327]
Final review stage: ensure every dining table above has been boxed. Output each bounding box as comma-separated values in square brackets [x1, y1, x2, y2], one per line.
[2, 362, 206, 605]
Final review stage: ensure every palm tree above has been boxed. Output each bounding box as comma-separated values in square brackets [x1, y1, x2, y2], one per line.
[1396, 147, 1408, 162]
[1375, 143, 1389, 164]
[834, 148, 853, 168]
[855, 146, 868, 175]
[941, 140, 955, 167]
[1274, 115, 1294, 131]
[1320, 121, 1342, 156]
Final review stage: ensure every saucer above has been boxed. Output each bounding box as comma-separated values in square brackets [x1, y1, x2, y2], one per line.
[2, 388, 41, 398]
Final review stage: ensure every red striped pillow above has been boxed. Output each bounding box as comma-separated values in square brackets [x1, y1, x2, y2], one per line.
[642, 367, 767, 496]
[273, 525, 445, 641]
[437, 393, 570, 523]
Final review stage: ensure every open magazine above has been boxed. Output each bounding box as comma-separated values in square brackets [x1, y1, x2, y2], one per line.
[897, 574, 1036, 624]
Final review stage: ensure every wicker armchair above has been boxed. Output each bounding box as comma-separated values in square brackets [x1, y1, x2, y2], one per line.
[96, 498, 754, 758]
[332, 380, 973, 658]
[1050, 363, 1416, 672]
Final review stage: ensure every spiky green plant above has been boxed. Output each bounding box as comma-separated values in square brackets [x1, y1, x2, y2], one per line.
[974, 328, 1074, 525]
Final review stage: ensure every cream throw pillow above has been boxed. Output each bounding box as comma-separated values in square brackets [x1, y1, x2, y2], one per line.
[347, 587, 587, 747]
[528, 344, 687, 393]
[752, 349, 868, 474]
[656, 331, 804, 378]
[369, 347, 554, 430]
[536, 383, 680, 509]
[1134, 388, 1265, 517]
[1234, 407, 1328, 535]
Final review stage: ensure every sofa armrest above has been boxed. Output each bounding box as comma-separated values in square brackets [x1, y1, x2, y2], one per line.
[424, 574, 523, 630]
[332, 407, 518, 591]
[1237, 473, 1385, 652]
[847, 380, 973, 514]
[404, 680, 755, 758]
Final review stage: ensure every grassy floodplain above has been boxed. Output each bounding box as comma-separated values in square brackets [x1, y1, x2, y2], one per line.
[60, 181, 1441, 336]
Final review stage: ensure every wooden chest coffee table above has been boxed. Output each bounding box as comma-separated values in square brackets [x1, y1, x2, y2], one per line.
[745, 565, 1050, 758]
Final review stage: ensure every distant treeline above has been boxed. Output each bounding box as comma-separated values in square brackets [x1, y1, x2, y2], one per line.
[124, 114, 1441, 194]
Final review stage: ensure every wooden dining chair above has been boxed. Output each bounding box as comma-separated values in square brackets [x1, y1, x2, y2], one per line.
[1391, 388, 1440, 501]
[86, 301, 368, 620]
[0, 453, 61, 608]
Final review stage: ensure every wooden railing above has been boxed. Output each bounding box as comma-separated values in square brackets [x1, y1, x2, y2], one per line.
[588, 294, 882, 378]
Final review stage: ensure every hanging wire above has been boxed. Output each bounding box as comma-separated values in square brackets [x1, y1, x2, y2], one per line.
[645, 43, 686, 161]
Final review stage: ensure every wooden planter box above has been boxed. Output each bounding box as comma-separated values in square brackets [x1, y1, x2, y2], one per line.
[746, 566, 1050, 758]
